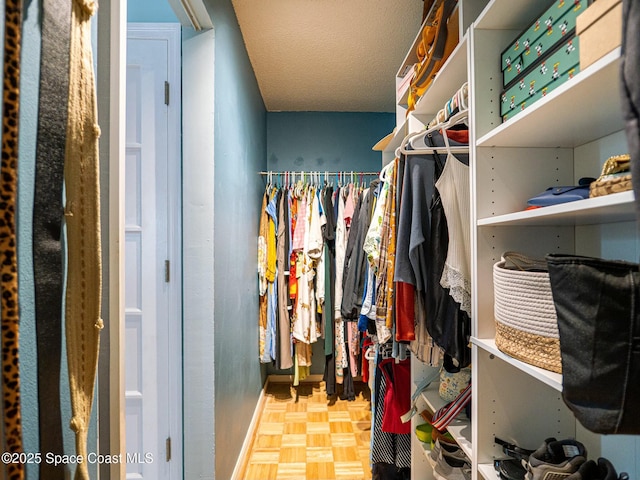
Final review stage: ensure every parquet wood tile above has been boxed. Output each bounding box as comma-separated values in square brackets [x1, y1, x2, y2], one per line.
[263, 411, 287, 423]
[333, 461, 365, 480]
[283, 422, 307, 434]
[307, 422, 332, 434]
[279, 445, 307, 463]
[328, 411, 352, 422]
[250, 449, 281, 464]
[307, 402, 331, 412]
[239, 380, 372, 480]
[332, 445, 360, 462]
[308, 411, 330, 422]
[255, 434, 283, 449]
[329, 421, 354, 434]
[245, 462, 278, 480]
[276, 462, 307, 479]
[307, 433, 333, 447]
[281, 434, 307, 446]
[259, 422, 286, 435]
[330, 433, 358, 447]
[307, 462, 336, 479]
[307, 447, 334, 462]
[284, 411, 308, 422]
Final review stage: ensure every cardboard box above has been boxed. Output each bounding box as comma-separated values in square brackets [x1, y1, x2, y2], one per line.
[576, 0, 622, 69]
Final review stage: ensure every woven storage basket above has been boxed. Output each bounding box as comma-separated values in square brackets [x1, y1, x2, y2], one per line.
[493, 252, 562, 373]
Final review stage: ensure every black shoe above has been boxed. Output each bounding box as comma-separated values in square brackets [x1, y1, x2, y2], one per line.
[495, 437, 535, 462]
[566, 458, 629, 480]
[494, 458, 526, 480]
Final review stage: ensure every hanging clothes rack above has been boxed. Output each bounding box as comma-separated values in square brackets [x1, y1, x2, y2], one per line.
[426, 81, 469, 129]
[259, 170, 380, 188]
[398, 108, 470, 156]
[259, 171, 380, 176]
[395, 81, 470, 157]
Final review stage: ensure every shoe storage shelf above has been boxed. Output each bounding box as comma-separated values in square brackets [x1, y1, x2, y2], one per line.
[378, 0, 640, 479]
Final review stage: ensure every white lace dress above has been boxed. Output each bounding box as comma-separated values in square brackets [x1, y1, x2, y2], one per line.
[434, 153, 471, 316]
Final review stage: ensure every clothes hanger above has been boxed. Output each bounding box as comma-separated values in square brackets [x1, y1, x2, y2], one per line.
[402, 108, 470, 155]
[379, 161, 395, 182]
[364, 346, 376, 361]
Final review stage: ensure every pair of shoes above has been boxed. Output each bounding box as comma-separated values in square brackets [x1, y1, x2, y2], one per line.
[429, 439, 471, 480]
[429, 438, 468, 466]
[494, 458, 527, 480]
[494, 436, 534, 480]
[525, 437, 587, 479]
[496, 436, 535, 462]
[430, 425, 457, 449]
[566, 458, 629, 480]
[433, 455, 471, 480]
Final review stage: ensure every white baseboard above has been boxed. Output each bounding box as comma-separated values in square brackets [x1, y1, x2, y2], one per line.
[230, 380, 269, 480]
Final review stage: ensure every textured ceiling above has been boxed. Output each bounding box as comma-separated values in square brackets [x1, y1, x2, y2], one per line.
[231, 0, 424, 112]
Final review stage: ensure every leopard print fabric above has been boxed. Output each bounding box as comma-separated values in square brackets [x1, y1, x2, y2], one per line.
[1, 0, 24, 479]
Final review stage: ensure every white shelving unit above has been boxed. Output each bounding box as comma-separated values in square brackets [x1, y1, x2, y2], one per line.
[385, 0, 640, 479]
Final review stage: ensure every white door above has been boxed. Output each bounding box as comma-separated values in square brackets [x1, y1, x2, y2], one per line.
[125, 24, 182, 480]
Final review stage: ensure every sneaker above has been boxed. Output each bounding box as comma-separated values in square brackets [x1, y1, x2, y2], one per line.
[433, 448, 471, 480]
[429, 438, 469, 468]
[495, 457, 527, 480]
[566, 458, 629, 480]
[525, 438, 587, 480]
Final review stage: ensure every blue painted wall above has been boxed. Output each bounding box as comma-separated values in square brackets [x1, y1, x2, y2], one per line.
[18, 3, 42, 477]
[205, 1, 267, 478]
[128, 0, 178, 22]
[267, 111, 394, 173]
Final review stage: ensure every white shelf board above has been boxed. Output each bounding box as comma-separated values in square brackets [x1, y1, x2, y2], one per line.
[478, 463, 499, 480]
[475, 0, 548, 30]
[420, 383, 473, 460]
[378, 118, 409, 155]
[477, 191, 636, 227]
[472, 337, 563, 392]
[412, 33, 469, 123]
[477, 48, 623, 148]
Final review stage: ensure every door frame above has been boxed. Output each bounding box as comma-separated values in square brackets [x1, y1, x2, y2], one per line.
[99, 3, 208, 478]
[97, 1, 127, 478]
[126, 22, 184, 479]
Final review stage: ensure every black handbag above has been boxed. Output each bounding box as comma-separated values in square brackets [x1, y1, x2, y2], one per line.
[546, 254, 640, 435]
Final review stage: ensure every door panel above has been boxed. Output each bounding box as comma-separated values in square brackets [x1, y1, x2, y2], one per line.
[125, 27, 182, 480]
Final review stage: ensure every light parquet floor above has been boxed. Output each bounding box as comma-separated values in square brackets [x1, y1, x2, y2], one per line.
[242, 380, 373, 480]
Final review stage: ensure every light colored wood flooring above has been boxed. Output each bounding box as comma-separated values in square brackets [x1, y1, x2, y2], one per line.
[241, 380, 373, 480]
